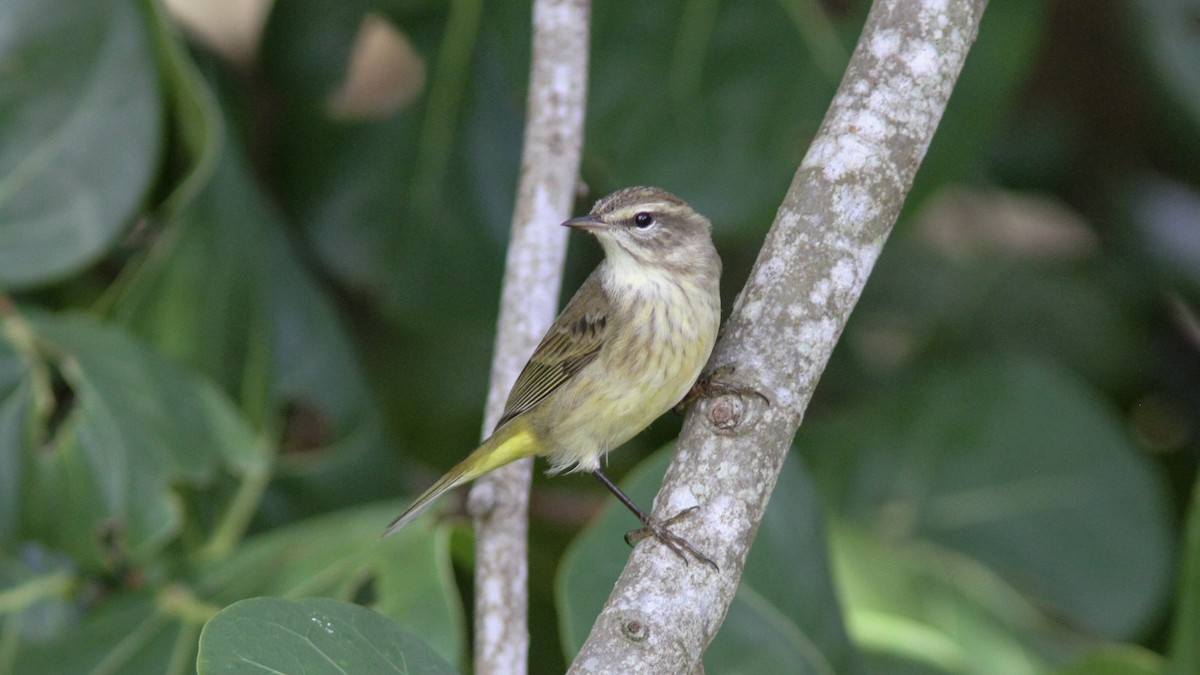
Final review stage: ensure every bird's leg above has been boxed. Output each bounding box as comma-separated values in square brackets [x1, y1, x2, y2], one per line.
[590, 469, 718, 571]
[674, 364, 771, 414]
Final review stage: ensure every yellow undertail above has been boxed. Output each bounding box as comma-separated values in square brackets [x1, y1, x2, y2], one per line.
[382, 418, 541, 537]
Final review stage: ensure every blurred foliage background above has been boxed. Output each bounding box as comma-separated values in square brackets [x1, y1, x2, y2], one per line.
[1, 0, 1198, 673]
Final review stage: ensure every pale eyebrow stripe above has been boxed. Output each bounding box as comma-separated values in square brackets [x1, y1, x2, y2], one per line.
[609, 201, 678, 219]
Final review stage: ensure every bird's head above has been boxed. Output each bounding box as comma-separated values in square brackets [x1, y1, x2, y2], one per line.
[562, 186, 719, 278]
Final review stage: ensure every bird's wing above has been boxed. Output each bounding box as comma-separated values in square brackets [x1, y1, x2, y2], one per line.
[496, 270, 609, 429]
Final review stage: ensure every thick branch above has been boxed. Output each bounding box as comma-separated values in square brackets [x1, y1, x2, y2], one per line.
[568, 0, 989, 671]
[468, 1, 589, 673]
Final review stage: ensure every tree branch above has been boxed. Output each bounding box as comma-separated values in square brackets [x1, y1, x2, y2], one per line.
[568, 0, 990, 671]
[468, 1, 590, 673]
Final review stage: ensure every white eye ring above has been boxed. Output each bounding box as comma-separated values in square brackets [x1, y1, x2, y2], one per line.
[633, 212, 654, 229]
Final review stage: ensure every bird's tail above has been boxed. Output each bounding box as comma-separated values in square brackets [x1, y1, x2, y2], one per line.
[382, 418, 541, 537]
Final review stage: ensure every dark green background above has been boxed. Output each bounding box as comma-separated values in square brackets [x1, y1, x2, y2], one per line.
[1, 0, 1198, 673]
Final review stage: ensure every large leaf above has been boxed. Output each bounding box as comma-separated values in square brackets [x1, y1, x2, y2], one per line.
[801, 356, 1174, 669]
[834, 524, 1066, 675]
[197, 597, 457, 675]
[557, 447, 855, 673]
[257, 0, 515, 475]
[0, 310, 263, 565]
[195, 505, 466, 668]
[852, 231, 1154, 406]
[4, 505, 463, 674]
[110, 122, 400, 518]
[0, 0, 161, 287]
[260, 0, 508, 326]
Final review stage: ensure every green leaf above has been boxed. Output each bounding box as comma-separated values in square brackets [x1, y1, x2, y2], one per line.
[834, 524, 1060, 675]
[857, 237, 1153, 392]
[802, 356, 1174, 667]
[557, 448, 854, 673]
[196, 505, 466, 668]
[4, 504, 462, 673]
[0, 310, 262, 565]
[255, 1, 508, 476]
[1166, 469, 1200, 675]
[1058, 645, 1164, 675]
[9, 592, 194, 675]
[260, 0, 507, 326]
[197, 597, 457, 675]
[136, 0, 223, 220]
[583, 0, 843, 230]
[110, 121, 400, 518]
[0, 0, 161, 287]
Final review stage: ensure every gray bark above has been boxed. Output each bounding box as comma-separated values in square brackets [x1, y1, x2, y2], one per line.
[468, 1, 590, 674]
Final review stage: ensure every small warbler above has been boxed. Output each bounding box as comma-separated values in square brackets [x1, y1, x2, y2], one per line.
[384, 186, 723, 567]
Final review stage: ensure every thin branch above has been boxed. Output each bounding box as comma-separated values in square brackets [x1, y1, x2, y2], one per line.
[567, 0, 990, 671]
[468, 1, 590, 673]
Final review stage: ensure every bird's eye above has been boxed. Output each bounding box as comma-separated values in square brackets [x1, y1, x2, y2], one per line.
[633, 212, 654, 229]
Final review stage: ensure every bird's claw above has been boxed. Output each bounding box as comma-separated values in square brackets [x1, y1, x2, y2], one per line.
[674, 365, 771, 414]
[624, 506, 719, 571]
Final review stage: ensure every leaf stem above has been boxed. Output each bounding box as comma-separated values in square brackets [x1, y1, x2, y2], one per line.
[413, 0, 484, 213]
[156, 584, 222, 625]
[670, 0, 720, 106]
[196, 453, 272, 563]
[776, 0, 849, 83]
[0, 572, 75, 613]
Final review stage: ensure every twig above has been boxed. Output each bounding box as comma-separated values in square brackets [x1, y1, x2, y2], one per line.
[468, 1, 590, 673]
[567, 0, 990, 671]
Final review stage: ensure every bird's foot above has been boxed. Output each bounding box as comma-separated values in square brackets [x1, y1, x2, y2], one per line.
[624, 506, 718, 571]
[674, 364, 771, 414]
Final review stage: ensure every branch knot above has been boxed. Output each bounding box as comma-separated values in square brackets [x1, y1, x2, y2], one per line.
[620, 618, 649, 642]
[708, 396, 745, 433]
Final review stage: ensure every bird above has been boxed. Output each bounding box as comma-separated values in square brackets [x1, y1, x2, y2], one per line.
[384, 186, 725, 567]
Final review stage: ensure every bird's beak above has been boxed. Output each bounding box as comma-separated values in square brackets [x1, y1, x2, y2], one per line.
[562, 215, 606, 231]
